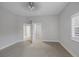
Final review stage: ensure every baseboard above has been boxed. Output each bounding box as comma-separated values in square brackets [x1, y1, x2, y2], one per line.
[42, 40, 59, 42]
[59, 41, 77, 57]
[0, 40, 23, 50]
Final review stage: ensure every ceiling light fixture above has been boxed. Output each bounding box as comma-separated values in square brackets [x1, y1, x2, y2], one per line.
[28, 2, 34, 9]
[23, 2, 39, 11]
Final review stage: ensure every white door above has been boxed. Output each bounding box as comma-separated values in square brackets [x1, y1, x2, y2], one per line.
[32, 23, 42, 42]
[23, 24, 31, 41]
[23, 23, 42, 42]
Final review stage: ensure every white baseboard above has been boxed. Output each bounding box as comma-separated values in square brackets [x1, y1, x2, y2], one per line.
[42, 40, 59, 42]
[0, 40, 23, 50]
[43, 40, 77, 57]
[59, 41, 77, 57]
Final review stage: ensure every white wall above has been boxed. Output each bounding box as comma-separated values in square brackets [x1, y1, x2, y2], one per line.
[0, 6, 59, 49]
[31, 16, 59, 42]
[0, 6, 26, 49]
[16, 15, 59, 42]
[59, 2, 79, 56]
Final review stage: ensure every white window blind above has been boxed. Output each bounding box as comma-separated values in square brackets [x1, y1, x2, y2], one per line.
[72, 14, 79, 42]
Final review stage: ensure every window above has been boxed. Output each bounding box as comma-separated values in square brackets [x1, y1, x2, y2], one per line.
[72, 13, 79, 42]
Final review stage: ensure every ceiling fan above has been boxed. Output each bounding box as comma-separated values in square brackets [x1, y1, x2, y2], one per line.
[28, 2, 34, 8]
[28, 2, 35, 10]
[23, 2, 39, 11]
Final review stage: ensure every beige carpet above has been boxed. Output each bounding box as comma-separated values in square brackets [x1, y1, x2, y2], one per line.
[0, 40, 72, 57]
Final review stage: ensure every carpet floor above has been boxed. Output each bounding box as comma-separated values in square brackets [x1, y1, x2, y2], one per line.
[0, 40, 72, 57]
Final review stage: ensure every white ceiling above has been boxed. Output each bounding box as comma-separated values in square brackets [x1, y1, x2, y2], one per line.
[1, 2, 68, 16]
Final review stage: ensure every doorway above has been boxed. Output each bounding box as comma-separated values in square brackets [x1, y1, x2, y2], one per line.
[23, 23, 42, 43]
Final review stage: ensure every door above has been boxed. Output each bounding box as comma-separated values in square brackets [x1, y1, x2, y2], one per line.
[23, 24, 31, 41]
[23, 23, 42, 42]
[32, 23, 42, 42]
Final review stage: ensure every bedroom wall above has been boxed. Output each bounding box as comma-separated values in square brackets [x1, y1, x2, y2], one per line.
[15, 15, 59, 42]
[59, 2, 79, 56]
[0, 6, 25, 49]
[0, 5, 59, 49]
[30, 16, 59, 42]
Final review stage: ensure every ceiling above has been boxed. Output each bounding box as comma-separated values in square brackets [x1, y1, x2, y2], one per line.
[1, 2, 68, 16]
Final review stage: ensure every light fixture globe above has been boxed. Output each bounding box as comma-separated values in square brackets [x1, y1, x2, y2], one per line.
[23, 2, 40, 11]
[28, 2, 34, 9]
